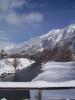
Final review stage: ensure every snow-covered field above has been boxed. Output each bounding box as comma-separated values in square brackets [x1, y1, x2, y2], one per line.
[0, 58, 34, 76]
[32, 61, 75, 82]
[30, 61, 75, 100]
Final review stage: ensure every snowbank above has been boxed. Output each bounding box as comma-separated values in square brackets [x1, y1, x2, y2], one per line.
[0, 58, 34, 75]
[0, 80, 75, 88]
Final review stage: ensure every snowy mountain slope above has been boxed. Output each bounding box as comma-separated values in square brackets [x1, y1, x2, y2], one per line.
[7, 24, 75, 55]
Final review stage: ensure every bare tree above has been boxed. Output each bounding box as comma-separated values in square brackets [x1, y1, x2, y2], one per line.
[42, 39, 53, 63]
[53, 44, 72, 62]
[13, 58, 19, 69]
[0, 49, 7, 60]
[13, 58, 20, 81]
[42, 49, 53, 63]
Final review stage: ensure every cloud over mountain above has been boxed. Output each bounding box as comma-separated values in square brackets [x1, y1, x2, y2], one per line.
[0, 0, 44, 26]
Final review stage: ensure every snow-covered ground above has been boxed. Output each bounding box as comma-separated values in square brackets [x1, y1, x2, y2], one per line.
[30, 61, 75, 100]
[0, 80, 75, 88]
[32, 61, 75, 82]
[0, 58, 34, 76]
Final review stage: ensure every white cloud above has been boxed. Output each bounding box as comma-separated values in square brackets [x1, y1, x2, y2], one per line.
[10, 0, 26, 8]
[0, 0, 26, 12]
[5, 12, 44, 25]
[6, 12, 20, 24]
[0, 0, 44, 26]
[24, 12, 43, 24]
[0, 30, 15, 50]
[0, 31, 10, 41]
[0, 41, 15, 50]
[0, 0, 10, 12]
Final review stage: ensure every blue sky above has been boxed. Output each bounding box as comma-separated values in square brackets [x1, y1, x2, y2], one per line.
[0, 0, 75, 44]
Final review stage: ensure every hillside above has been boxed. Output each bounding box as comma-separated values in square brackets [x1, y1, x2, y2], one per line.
[7, 24, 75, 56]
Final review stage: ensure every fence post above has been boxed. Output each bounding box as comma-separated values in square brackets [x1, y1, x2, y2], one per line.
[38, 89, 42, 100]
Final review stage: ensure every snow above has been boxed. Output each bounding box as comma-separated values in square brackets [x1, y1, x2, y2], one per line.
[68, 24, 75, 29]
[17, 58, 34, 70]
[1, 98, 7, 100]
[32, 61, 75, 82]
[41, 61, 74, 70]
[0, 58, 34, 75]
[30, 61, 75, 100]
[0, 80, 75, 88]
